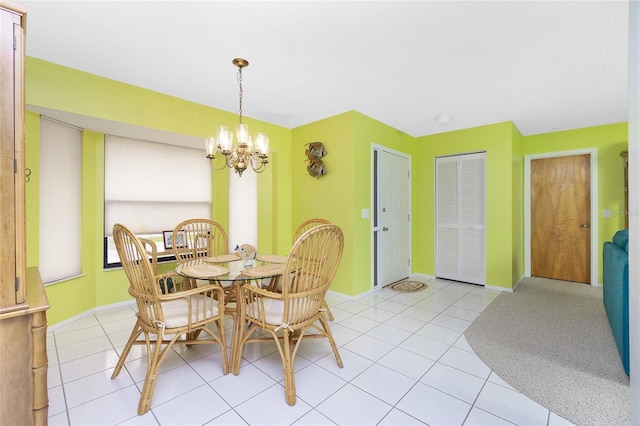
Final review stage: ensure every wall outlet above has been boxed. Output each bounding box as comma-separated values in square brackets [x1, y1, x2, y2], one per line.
[361, 208, 370, 219]
[602, 209, 611, 218]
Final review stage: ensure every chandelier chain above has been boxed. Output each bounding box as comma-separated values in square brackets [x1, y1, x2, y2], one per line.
[237, 67, 243, 124]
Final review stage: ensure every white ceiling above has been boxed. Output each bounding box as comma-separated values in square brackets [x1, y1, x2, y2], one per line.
[18, 0, 630, 138]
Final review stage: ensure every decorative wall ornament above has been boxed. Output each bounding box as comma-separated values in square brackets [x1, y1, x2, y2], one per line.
[305, 142, 327, 178]
[307, 159, 326, 178]
[305, 142, 326, 159]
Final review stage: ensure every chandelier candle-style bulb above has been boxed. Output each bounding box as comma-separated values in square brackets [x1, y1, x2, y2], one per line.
[217, 126, 233, 153]
[255, 133, 269, 156]
[236, 123, 249, 146]
[205, 137, 217, 158]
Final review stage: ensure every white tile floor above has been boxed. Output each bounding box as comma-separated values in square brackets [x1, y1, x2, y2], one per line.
[46, 278, 575, 426]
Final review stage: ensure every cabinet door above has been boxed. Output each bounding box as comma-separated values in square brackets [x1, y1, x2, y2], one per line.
[0, 5, 26, 310]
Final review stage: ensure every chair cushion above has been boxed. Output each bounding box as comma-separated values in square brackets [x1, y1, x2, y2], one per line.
[161, 295, 220, 328]
[246, 299, 286, 325]
[245, 299, 312, 326]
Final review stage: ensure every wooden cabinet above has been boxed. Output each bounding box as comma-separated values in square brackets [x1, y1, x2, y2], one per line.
[1, 0, 26, 310]
[0, 2, 50, 424]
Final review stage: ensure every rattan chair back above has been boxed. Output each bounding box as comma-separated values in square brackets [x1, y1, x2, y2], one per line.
[172, 218, 228, 263]
[292, 217, 331, 243]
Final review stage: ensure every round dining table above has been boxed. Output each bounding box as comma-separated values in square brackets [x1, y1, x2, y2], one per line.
[175, 254, 286, 370]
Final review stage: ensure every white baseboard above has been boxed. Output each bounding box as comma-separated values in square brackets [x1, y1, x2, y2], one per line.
[485, 283, 514, 293]
[411, 273, 434, 281]
[48, 300, 135, 331]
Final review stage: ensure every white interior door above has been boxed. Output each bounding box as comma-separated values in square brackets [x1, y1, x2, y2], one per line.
[435, 152, 486, 285]
[377, 149, 411, 287]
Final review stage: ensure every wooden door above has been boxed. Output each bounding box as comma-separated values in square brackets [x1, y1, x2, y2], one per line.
[531, 154, 590, 283]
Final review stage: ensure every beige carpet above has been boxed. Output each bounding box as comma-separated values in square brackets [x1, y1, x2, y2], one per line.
[464, 277, 630, 426]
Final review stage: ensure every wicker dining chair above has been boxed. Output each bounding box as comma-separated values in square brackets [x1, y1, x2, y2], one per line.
[172, 218, 229, 283]
[292, 218, 331, 242]
[139, 238, 158, 274]
[171, 218, 228, 263]
[231, 224, 344, 405]
[293, 218, 335, 320]
[111, 223, 228, 415]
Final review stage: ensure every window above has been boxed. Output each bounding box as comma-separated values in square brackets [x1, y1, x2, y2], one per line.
[104, 136, 211, 266]
[39, 118, 82, 284]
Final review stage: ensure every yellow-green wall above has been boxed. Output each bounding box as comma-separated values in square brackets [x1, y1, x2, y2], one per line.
[414, 122, 521, 290]
[353, 112, 415, 294]
[25, 57, 292, 324]
[523, 123, 628, 284]
[291, 113, 356, 296]
[25, 57, 628, 325]
[511, 125, 525, 285]
[290, 111, 414, 296]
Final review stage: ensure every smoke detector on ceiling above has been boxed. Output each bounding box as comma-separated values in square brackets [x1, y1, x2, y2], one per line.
[434, 114, 451, 125]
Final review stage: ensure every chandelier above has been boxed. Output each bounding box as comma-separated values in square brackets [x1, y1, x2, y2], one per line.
[205, 58, 269, 176]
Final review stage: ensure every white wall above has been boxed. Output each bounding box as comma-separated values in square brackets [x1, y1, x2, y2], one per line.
[628, 1, 639, 423]
[228, 168, 258, 251]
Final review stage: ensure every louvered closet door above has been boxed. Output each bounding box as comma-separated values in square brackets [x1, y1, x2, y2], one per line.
[436, 153, 486, 285]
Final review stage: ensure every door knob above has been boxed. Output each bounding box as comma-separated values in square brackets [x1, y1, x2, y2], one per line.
[383, 227, 388, 231]
[580, 224, 590, 228]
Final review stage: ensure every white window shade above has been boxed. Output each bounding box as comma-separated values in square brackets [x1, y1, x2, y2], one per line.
[104, 201, 211, 236]
[104, 136, 211, 235]
[40, 118, 82, 283]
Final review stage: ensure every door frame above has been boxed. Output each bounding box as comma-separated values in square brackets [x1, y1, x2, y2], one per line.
[371, 144, 412, 291]
[524, 148, 598, 286]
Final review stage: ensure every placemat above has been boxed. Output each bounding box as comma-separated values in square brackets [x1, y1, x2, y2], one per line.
[256, 254, 288, 264]
[202, 253, 241, 263]
[241, 263, 284, 278]
[181, 264, 229, 278]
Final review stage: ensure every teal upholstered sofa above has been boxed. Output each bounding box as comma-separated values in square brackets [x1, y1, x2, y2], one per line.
[603, 229, 629, 375]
